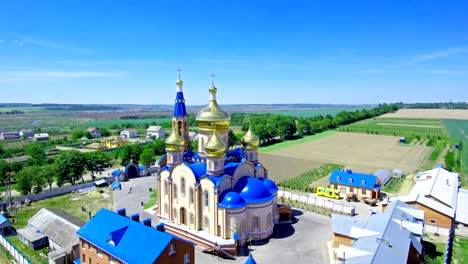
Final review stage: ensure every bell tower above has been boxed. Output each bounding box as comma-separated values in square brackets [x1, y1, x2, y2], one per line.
[172, 67, 190, 151]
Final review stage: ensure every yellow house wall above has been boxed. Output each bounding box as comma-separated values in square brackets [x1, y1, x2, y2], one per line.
[331, 184, 374, 198]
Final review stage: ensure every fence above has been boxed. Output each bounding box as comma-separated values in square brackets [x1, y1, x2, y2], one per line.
[0, 234, 31, 264]
[11, 177, 114, 204]
[278, 189, 356, 216]
[444, 226, 455, 264]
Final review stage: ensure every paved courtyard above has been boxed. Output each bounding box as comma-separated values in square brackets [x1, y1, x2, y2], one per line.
[196, 210, 332, 264]
[114, 177, 332, 264]
[112, 175, 159, 223]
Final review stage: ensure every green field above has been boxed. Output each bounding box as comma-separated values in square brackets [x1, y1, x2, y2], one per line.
[278, 163, 343, 192]
[442, 119, 468, 184]
[340, 118, 446, 139]
[246, 107, 367, 117]
[452, 235, 468, 264]
[77, 118, 171, 129]
[259, 130, 336, 153]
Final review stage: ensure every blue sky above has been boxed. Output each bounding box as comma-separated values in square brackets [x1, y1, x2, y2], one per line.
[0, 0, 467, 105]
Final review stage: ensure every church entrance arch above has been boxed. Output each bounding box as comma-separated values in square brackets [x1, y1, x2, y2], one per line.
[124, 163, 139, 181]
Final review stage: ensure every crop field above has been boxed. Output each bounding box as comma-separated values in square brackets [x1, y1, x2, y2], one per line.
[380, 109, 468, 120]
[0, 112, 90, 132]
[261, 132, 432, 179]
[340, 118, 446, 140]
[240, 107, 367, 117]
[443, 119, 468, 179]
[76, 117, 171, 129]
[278, 164, 343, 192]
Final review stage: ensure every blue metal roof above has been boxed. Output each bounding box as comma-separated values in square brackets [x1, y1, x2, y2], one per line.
[203, 174, 230, 188]
[173, 92, 187, 118]
[138, 165, 145, 171]
[234, 176, 274, 204]
[259, 178, 279, 193]
[245, 253, 257, 264]
[111, 170, 121, 176]
[218, 191, 247, 209]
[224, 162, 240, 176]
[76, 208, 175, 264]
[112, 181, 121, 190]
[329, 170, 380, 190]
[188, 163, 207, 180]
[0, 214, 8, 225]
[73, 258, 81, 264]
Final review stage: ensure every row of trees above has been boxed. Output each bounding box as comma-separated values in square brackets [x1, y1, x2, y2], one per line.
[236, 104, 400, 143]
[0, 149, 112, 195]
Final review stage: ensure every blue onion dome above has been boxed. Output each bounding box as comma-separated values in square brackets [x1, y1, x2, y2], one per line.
[260, 178, 279, 193]
[218, 191, 247, 209]
[234, 176, 274, 203]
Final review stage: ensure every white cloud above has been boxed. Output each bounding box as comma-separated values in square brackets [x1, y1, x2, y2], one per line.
[11, 35, 92, 54]
[411, 48, 468, 63]
[428, 70, 468, 75]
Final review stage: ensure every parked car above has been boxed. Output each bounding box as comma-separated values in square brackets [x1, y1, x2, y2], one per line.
[316, 187, 340, 200]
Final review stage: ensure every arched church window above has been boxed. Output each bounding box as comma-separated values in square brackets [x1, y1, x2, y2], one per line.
[204, 191, 209, 207]
[173, 184, 178, 200]
[267, 213, 272, 226]
[164, 204, 168, 215]
[190, 213, 194, 225]
[173, 208, 178, 220]
[181, 178, 186, 196]
[253, 217, 260, 232]
[189, 188, 194, 204]
[164, 180, 168, 195]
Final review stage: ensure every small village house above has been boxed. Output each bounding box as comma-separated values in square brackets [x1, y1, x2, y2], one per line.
[332, 200, 424, 263]
[146, 126, 165, 139]
[120, 128, 138, 139]
[0, 214, 14, 236]
[385, 166, 468, 235]
[86, 127, 101, 138]
[76, 208, 195, 264]
[329, 169, 381, 199]
[17, 208, 85, 264]
[33, 133, 50, 141]
[0, 131, 20, 140]
[102, 136, 128, 148]
[19, 129, 34, 138]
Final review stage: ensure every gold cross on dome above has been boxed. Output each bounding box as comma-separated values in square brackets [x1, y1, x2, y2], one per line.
[177, 66, 182, 78]
[210, 72, 216, 84]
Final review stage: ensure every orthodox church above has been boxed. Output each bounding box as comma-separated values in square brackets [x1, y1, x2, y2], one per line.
[157, 71, 280, 248]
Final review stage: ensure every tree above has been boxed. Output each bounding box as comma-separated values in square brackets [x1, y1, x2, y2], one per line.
[84, 151, 110, 178]
[119, 144, 143, 166]
[140, 148, 155, 166]
[25, 143, 47, 165]
[228, 129, 238, 147]
[190, 140, 198, 152]
[0, 144, 4, 157]
[14, 166, 36, 195]
[54, 150, 87, 186]
[72, 131, 85, 140]
[0, 160, 10, 185]
[41, 164, 57, 190]
[100, 127, 111, 137]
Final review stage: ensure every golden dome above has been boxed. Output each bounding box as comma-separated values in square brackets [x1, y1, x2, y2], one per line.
[196, 83, 231, 131]
[241, 127, 260, 150]
[204, 131, 226, 158]
[165, 128, 185, 152]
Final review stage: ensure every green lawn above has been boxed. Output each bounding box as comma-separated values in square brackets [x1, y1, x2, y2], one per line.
[13, 188, 112, 229]
[422, 238, 446, 264]
[6, 236, 48, 264]
[259, 130, 336, 153]
[381, 176, 406, 194]
[143, 190, 158, 209]
[0, 245, 14, 263]
[452, 236, 468, 264]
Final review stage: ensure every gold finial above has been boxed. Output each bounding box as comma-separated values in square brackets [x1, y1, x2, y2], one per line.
[176, 66, 183, 86]
[205, 129, 226, 158]
[209, 72, 217, 94]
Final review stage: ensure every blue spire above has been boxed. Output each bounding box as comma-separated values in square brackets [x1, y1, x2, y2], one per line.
[173, 67, 187, 118]
[245, 253, 257, 264]
[173, 92, 187, 118]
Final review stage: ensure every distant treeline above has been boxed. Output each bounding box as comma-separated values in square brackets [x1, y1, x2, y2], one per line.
[230, 103, 400, 143]
[0, 110, 24, 115]
[120, 114, 171, 120]
[403, 102, 468, 109]
[32, 104, 123, 111]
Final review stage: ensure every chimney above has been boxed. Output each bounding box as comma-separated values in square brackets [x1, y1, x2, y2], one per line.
[143, 218, 152, 227]
[131, 213, 140, 222]
[117, 208, 126, 217]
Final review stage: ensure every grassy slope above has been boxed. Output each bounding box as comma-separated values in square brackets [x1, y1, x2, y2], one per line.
[452, 236, 468, 264]
[4, 189, 112, 264]
[259, 130, 336, 153]
[442, 119, 468, 187]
